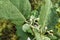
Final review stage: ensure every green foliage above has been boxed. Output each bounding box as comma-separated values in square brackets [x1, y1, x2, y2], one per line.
[39, 0, 52, 33]
[10, 0, 31, 19]
[0, 0, 60, 40]
[0, 0, 26, 26]
[0, 0, 28, 40]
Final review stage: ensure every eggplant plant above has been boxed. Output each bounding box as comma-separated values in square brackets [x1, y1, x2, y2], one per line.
[0, 0, 60, 40]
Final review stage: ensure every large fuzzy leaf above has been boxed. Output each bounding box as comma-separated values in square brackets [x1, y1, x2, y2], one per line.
[47, 8, 59, 30]
[0, 0, 29, 40]
[39, 0, 52, 32]
[10, 0, 31, 19]
[0, 0, 26, 26]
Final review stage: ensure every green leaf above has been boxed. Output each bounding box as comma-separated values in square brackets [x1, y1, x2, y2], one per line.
[16, 25, 28, 40]
[33, 29, 41, 40]
[10, 0, 31, 19]
[48, 35, 57, 40]
[39, 0, 52, 32]
[34, 29, 50, 40]
[43, 37, 50, 40]
[47, 7, 59, 31]
[0, 1, 29, 40]
[0, 0, 26, 26]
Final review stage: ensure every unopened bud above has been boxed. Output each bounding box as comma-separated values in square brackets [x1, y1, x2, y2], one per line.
[27, 37, 31, 40]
